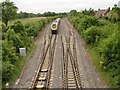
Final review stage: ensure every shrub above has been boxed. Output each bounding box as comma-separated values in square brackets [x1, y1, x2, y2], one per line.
[84, 26, 101, 45]
[10, 21, 25, 33]
[68, 12, 120, 87]
[99, 33, 120, 67]
[2, 17, 55, 87]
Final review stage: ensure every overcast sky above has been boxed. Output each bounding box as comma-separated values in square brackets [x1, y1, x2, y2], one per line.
[1, 0, 120, 13]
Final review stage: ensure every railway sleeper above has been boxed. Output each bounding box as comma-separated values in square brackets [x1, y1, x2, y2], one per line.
[68, 75, 75, 79]
[35, 81, 45, 89]
[41, 68, 48, 72]
[68, 78, 75, 80]
[68, 80, 75, 84]
[38, 76, 46, 81]
[39, 72, 47, 76]
[68, 83, 76, 88]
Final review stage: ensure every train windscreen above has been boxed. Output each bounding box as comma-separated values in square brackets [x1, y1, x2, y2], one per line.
[52, 24, 56, 28]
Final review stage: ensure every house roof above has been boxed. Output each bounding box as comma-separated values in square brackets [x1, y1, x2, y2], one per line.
[95, 7, 110, 17]
[95, 10, 105, 17]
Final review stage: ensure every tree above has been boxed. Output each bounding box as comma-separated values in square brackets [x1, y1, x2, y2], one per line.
[18, 11, 36, 19]
[108, 4, 120, 22]
[114, 4, 117, 9]
[36, 13, 43, 17]
[82, 8, 95, 16]
[70, 10, 77, 13]
[18, 11, 24, 19]
[43, 12, 56, 17]
[1, 1, 18, 27]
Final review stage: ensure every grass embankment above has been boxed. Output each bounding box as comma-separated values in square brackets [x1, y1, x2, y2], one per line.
[68, 12, 120, 87]
[2, 16, 57, 88]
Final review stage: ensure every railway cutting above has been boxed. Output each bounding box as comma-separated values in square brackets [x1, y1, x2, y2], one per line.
[13, 18, 107, 89]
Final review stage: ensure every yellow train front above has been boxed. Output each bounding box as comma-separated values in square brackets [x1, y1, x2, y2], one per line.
[51, 18, 60, 34]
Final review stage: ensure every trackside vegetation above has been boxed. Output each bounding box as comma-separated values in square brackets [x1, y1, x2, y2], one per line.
[1, 1, 58, 88]
[2, 17, 57, 88]
[68, 7, 120, 87]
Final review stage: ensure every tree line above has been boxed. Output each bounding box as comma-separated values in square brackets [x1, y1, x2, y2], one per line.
[18, 11, 67, 18]
[0, 1, 67, 28]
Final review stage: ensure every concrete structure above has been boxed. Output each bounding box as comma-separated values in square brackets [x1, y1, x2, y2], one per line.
[19, 48, 26, 56]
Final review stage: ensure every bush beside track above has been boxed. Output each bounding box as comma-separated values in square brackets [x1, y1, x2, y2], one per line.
[2, 16, 57, 88]
[68, 12, 120, 88]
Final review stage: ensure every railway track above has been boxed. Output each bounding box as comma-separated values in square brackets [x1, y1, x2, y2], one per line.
[61, 35, 82, 89]
[31, 34, 57, 89]
[13, 18, 106, 89]
[31, 19, 82, 89]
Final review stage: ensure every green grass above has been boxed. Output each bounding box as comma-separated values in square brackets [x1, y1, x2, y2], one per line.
[9, 57, 26, 87]
[86, 45, 118, 88]
[2, 56, 27, 88]
[9, 17, 46, 25]
[0, 17, 46, 28]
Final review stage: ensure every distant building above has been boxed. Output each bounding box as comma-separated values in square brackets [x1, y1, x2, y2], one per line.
[95, 7, 111, 18]
[118, 1, 120, 8]
[103, 7, 111, 16]
[95, 9, 105, 18]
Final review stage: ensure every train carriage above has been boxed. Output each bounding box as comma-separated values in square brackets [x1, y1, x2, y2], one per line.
[51, 18, 60, 34]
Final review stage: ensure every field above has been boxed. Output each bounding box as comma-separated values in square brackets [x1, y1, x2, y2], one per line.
[13, 17, 46, 24]
[0, 17, 46, 28]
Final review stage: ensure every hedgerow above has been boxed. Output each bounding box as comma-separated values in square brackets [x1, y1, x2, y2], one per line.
[2, 17, 56, 88]
[68, 12, 120, 87]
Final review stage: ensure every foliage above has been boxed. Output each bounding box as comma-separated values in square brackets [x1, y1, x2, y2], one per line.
[68, 12, 120, 87]
[2, 61, 14, 82]
[1, 1, 18, 27]
[18, 11, 36, 19]
[43, 12, 56, 17]
[2, 40, 18, 82]
[25, 20, 44, 37]
[70, 10, 77, 16]
[2, 17, 55, 88]
[17, 11, 67, 19]
[84, 26, 101, 45]
[100, 23, 118, 38]
[82, 8, 95, 16]
[69, 13, 100, 32]
[104, 4, 120, 22]
[108, 12, 119, 22]
[99, 33, 120, 68]
[11, 21, 25, 33]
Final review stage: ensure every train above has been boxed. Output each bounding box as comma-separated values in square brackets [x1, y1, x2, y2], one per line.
[50, 18, 60, 34]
